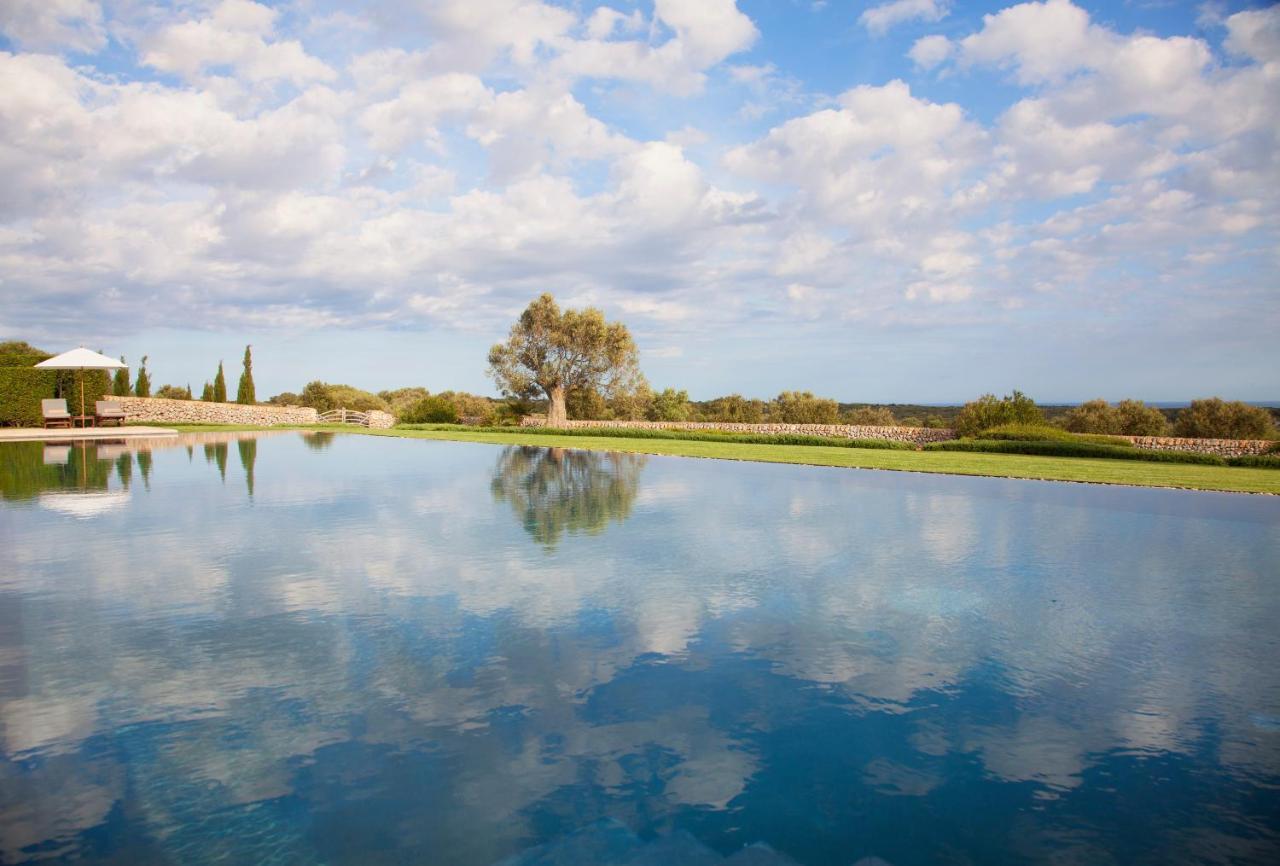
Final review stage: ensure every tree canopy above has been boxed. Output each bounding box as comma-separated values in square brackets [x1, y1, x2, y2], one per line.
[488, 293, 642, 427]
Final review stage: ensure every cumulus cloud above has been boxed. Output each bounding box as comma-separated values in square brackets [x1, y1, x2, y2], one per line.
[0, 0, 1276, 376]
[860, 0, 950, 36]
[140, 0, 336, 85]
[909, 34, 953, 69]
[0, 0, 105, 53]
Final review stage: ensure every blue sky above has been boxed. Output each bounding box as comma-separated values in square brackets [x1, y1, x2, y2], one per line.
[0, 0, 1276, 402]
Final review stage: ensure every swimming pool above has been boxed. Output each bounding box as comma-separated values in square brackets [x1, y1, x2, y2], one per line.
[1, 432, 1277, 864]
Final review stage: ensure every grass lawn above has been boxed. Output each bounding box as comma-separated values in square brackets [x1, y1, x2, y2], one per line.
[152, 422, 1280, 495]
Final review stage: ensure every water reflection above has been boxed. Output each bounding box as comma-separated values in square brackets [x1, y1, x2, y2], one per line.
[490, 446, 647, 547]
[0, 434, 1277, 865]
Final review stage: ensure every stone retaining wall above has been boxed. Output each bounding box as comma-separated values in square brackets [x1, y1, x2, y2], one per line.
[364, 410, 395, 429]
[1123, 436, 1275, 457]
[519, 417, 956, 445]
[106, 396, 319, 426]
[518, 417, 1275, 456]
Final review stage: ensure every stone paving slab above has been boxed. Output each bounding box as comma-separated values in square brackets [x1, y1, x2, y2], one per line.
[0, 426, 179, 442]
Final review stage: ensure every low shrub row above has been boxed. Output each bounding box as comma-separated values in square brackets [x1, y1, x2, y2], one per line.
[976, 424, 1132, 447]
[1226, 454, 1280, 469]
[396, 423, 917, 450]
[926, 439, 1227, 466]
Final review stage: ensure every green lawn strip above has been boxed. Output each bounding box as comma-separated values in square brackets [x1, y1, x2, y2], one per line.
[357, 427, 1280, 494]
[141, 423, 1280, 494]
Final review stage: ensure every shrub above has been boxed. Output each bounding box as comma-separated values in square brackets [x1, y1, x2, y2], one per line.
[1062, 398, 1168, 436]
[771, 391, 840, 424]
[379, 387, 431, 417]
[1227, 454, 1280, 469]
[566, 387, 610, 420]
[0, 368, 57, 426]
[400, 396, 459, 424]
[954, 391, 1044, 436]
[649, 388, 692, 422]
[1061, 399, 1117, 434]
[436, 391, 498, 424]
[0, 341, 51, 367]
[1173, 398, 1277, 439]
[1113, 399, 1169, 436]
[927, 439, 1225, 465]
[155, 384, 191, 400]
[844, 406, 897, 426]
[267, 391, 302, 406]
[299, 381, 390, 414]
[700, 394, 767, 423]
[112, 359, 130, 396]
[924, 415, 948, 429]
[978, 423, 1131, 447]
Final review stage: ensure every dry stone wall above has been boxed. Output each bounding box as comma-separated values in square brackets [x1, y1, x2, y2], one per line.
[1122, 436, 1275, 457]
[519, 417, 1276, 456]
[519, 417, 955, 445]
[105, 396, 319, 426]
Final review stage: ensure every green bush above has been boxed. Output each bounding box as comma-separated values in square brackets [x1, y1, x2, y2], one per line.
[299, 381, 390, 414]
[978, 424, 1132, 447]
[0, 368, 57, 426]
[1226, 454, 1280, 469]
[1061, 398, 1169, 436]
[1173, 398, 1277, 439]
[400, 396, 459, 424]
[0, 341, 52, 367]
[954, 391, 1044, 436]
[844, 406, 898, 426]
[926, 438, 1225, 465]
[771, 391, 840, 424]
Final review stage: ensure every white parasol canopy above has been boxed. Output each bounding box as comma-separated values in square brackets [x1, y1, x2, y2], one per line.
[35, 347, 128, 372]
[35, 347, 128, 421]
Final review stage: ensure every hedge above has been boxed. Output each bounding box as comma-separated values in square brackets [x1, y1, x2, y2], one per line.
[925, 438, 1227, 466]
[977, 424, 1132, 448]
[0, 367, 110, 426]
[1226, 454, 1280, 469]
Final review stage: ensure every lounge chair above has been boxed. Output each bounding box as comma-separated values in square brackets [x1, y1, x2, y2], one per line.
[42, 399, 72, 429]
[95, 400, 126, 427]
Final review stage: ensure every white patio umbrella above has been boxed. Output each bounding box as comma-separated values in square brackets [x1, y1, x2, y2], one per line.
[35, 347, 127, 424]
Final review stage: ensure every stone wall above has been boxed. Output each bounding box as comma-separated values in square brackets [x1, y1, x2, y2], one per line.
[105, 396, 319, 426]
[1122, 436, 1275, 457]
[519, 417, 956, 445]
[365, 410, 395, 429]
[518, 417, 1276, 456]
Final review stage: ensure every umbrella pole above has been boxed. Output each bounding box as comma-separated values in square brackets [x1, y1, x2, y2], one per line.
[79, 369, 85, 425]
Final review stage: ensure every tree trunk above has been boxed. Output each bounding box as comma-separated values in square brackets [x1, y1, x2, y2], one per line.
[546, 385, 568, 427]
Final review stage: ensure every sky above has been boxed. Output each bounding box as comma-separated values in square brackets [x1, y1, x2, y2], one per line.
[0, 0, 1277, 402]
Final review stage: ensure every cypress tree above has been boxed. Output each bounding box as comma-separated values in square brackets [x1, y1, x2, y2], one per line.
[113, 357, 131, 397]
[201, 381, 214, 401]
[213, 362, 227, 402]
[185, 383, 193, 400]
[134, 355, 151, 397]
[236, 345, 256, 404]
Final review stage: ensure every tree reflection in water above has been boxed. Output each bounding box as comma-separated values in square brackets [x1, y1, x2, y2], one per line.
[491, 446, 647, 548]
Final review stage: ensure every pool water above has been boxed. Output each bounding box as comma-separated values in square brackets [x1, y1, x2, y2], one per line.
[1, 432, 1277, 864]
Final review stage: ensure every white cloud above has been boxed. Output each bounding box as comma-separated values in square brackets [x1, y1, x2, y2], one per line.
[909, 34, 953, 69]
[957, 0, 1112, 84]
[1223, 6, 1280, 64]
[0, 0, 105, 53]
[860, 0, 950, 36]
[141, 0, 335, 85]
[725, 81, 986, 232]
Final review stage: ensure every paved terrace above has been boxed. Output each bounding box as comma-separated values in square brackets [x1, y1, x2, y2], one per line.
[0, 426, 179, 443]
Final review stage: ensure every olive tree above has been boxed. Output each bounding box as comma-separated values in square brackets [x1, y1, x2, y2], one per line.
[487, 293, 642, 427]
